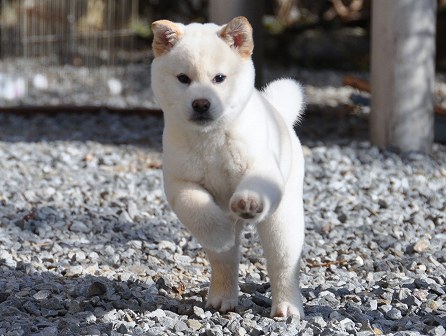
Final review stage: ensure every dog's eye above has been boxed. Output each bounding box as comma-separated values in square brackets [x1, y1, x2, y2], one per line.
[177, 74, 191, 85]
[213, 74, 226, 84]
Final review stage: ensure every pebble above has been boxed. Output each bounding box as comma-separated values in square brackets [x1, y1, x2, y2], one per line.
[70, 221, 90, 233]
[87, 281, 107, 297]
[147, 309, 166, 320]
[385, 308, 402, 320]
[174, 320, 189, 333]
[413, 238, 431, 253]
[33, 290, 51, 300]
[193, 306, 207, 319]
[65, 265, 83, 277]
[187, 319, 202, 331]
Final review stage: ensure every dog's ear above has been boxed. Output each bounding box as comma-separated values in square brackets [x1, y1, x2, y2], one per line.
[152, 20, 184, 57]
[219, 16, 254, 59]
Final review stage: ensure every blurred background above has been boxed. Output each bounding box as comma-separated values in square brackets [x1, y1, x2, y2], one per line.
[0, 0, 445, 144]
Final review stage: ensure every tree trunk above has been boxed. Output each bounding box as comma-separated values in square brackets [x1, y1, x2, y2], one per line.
[370, 0, 437, 153]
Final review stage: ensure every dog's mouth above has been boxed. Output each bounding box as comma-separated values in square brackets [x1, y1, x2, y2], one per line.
[189, 114, 214, 125]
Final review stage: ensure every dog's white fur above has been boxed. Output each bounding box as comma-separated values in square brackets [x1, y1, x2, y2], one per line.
[151, 17, 305, 318]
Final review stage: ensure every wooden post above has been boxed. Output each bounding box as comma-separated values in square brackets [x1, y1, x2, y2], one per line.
[209, 0, 264, 87]
[370, 0, 437, 153]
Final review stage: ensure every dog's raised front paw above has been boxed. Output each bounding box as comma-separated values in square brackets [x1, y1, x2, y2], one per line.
[270, 301, 304, 319]
[206, 293, 238, 313]
[230, 191, 264, 221]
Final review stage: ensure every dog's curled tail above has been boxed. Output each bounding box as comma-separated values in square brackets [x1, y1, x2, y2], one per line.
[261, 78, 304, 126]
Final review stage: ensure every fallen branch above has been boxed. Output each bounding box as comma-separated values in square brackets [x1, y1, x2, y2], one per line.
[343, 75, 370, 92]
[306, 259, 349, 268]
[343, 75, 446, 116]
[435, 105, 446, 117]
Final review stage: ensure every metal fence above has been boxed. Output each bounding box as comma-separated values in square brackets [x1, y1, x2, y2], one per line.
[0, 0, 140, 67]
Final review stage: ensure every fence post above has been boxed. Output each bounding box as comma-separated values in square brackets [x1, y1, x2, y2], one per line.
[208, 0, 264, 87]
[370, 0, 437, 153]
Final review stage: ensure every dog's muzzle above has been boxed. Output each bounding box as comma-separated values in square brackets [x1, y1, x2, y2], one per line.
[190, 99, 213, 124]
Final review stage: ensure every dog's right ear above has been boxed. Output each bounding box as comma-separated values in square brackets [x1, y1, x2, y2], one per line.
[152, 20, 184, 57]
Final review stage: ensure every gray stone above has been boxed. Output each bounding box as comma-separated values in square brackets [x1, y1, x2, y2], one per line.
[39, 326, 58, 336]
[193, 306, 206, 319]
[102, 309, 118, 323]
[397, 288, 411, 301]
[70, 221, 90, 233]
[402, 295, 422, 307]
[147, 308, 166, 320]
[308, 316, 327, 329]
[240, 283, 258, 295]
[385, 308, 402, 320]
[227, 319, 242, 334]
[65, 265, 83, 277]
[174, 320, 188, 333]
[205, 328, 224, 336]
[23, 300, 40, 315]
[33, 290, 51, 300]
[427, 325, 446, 336]
[87, 281, 107, 297]
[366, 299, 378, 311]
[252, 293, 272, 308]
[41, 308, 59, 317]
[116, 323, 129, 334]
[339, 318, 356, 332]
[187, 319, 202, 331]
[413, 238, 430, 253]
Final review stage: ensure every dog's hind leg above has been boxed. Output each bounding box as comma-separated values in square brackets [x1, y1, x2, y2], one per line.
[256, 195, 305, 318]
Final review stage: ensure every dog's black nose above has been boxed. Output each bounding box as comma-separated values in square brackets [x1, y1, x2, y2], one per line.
[192, 99, 211, 114]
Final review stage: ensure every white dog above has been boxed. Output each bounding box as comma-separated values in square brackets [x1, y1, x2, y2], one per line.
[151, 16, 305, 318]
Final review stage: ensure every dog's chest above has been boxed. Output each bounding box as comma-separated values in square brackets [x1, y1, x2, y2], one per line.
[186, 139, 248, 206]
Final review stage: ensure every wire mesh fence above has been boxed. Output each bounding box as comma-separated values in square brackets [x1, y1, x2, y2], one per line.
[0, 0, 140, 66]
[0, 0, 154, 107]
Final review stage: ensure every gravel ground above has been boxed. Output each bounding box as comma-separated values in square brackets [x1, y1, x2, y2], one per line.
[1, 68, 446, 335]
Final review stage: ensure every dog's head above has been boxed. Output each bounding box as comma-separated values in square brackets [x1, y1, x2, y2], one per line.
[151, 17, 255, 131]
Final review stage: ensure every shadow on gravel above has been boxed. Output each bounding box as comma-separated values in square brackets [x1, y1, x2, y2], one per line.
[0, 203, 291, 334]
[10, 204, 180, 246]
[0, 200, 205, 332]
[0, 265, 207, 335]
[296, 104, 369, 145]
[1, 262, 317, 335]
[0, 111, 164, 151]
[0, 105, 369, 147]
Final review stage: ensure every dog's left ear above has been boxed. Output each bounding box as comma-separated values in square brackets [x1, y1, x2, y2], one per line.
[219, 16, 254, 59]
[152, 20, 184, 57]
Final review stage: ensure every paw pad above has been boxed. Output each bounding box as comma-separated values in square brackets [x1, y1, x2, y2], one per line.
[230, 193, 264, 220]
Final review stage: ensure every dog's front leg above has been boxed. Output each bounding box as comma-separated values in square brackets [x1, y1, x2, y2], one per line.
[204, 240, 241, 313]
[166, 180, 242, 312]
[229, 166, 284, 223]
[166, 180, 237, 253]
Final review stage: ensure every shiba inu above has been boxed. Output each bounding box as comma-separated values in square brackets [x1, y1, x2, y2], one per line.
[151, 16, 305, 318]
